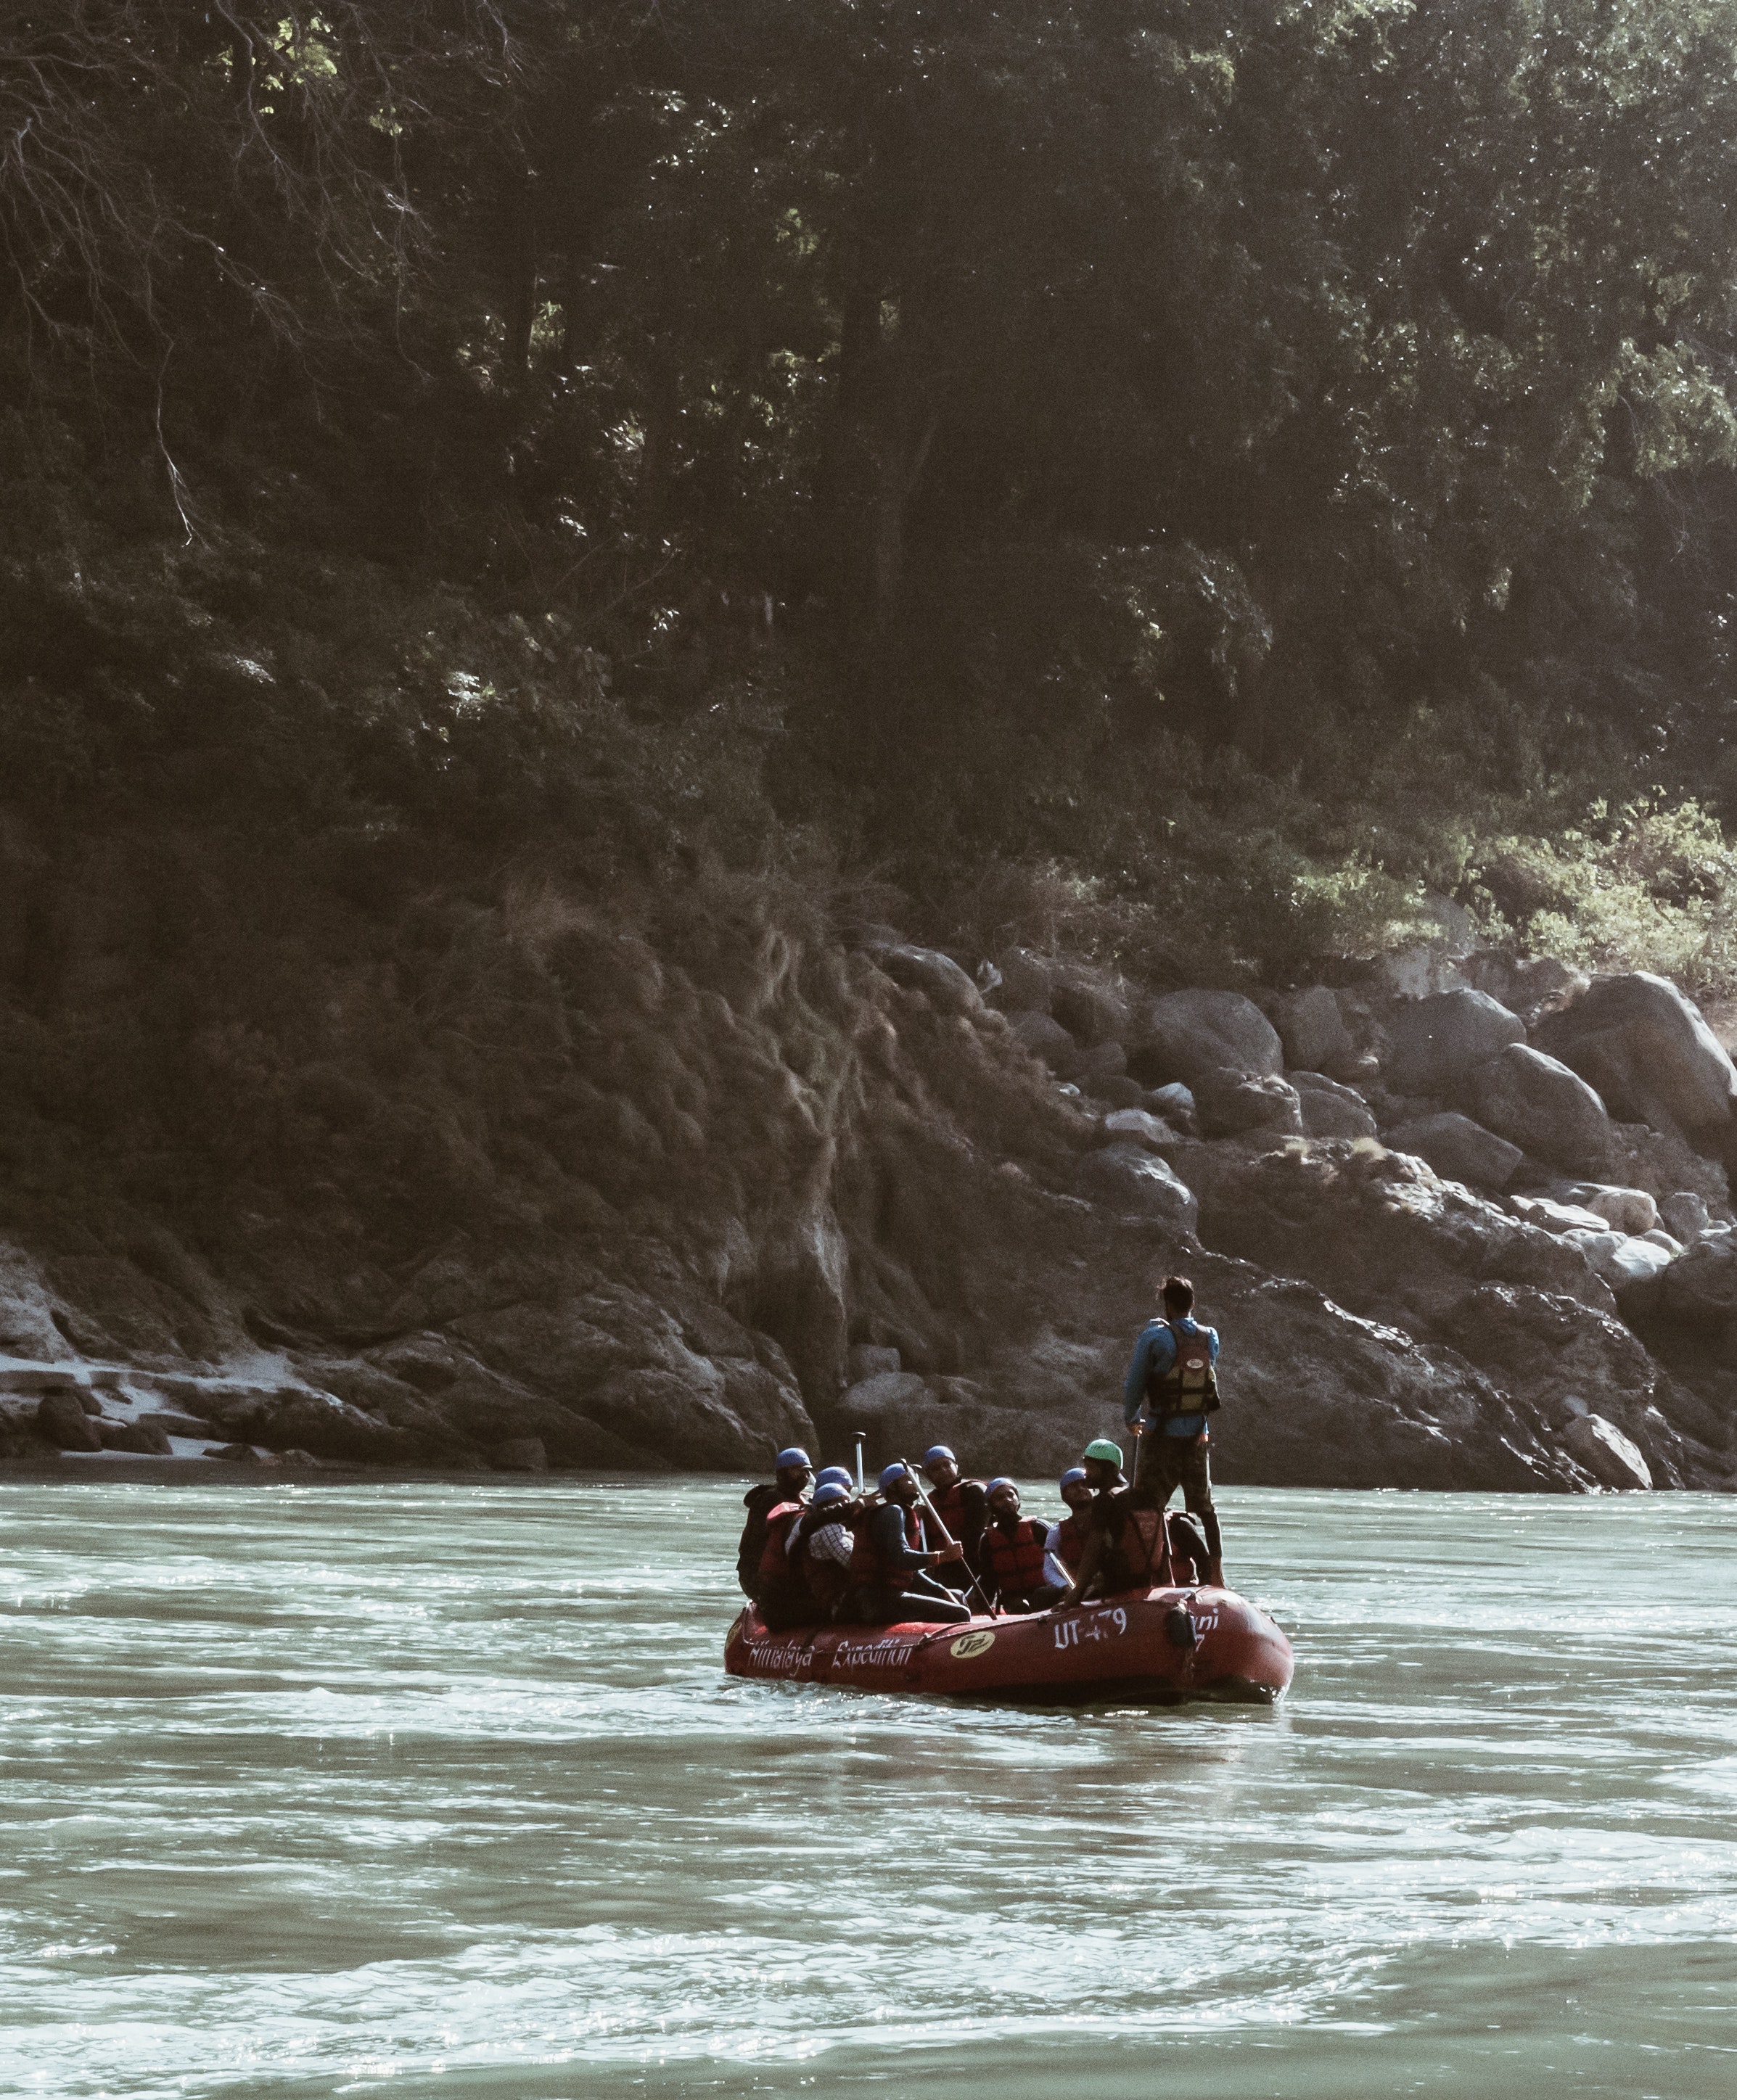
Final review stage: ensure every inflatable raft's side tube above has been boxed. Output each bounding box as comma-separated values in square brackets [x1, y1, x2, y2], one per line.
[725, 1587, 1293, 1705]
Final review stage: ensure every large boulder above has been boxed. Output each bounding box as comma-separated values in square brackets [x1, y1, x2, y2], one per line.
[1534, 971, 1737, 1132]
[995, 948, 1054, 1014]
[1271, 987, 1354, 1076]
[1050, 965, 1130, 1047]
[1469, 1043, 1612, 1174]
[1008, 1010, 1083, 1079]
[1384, 989, 1527, 1095]
[1134, 991, 1283, 1087]
[1078, 1144, 1199, 1234]
[1194, 1071, 1304, 1139]
[1557, 1184, 1659, 1236]
[1384, 1112, 1522, 1190]
[1653, 1234, 1737, 1332]
[1561, 1412, 1653, 1489]
[36, 1391, 101, 1451]
[1291, 1072, 1378, 1140]
[870, 943, 984, 1017]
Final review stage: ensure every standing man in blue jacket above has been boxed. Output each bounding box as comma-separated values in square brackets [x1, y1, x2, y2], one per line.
[1124, 1275, 1224, 1587]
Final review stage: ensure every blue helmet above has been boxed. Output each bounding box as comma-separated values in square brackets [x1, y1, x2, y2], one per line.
[922, 1444, 957, 1469]
[813, 1481, 852, 1508]
[1059, 1466, 1088, 1491]
[878, 1462, 913, 1494]
[814, 1465, 853, 1489]
[775, 1447, 813, 1473]
[986, 1475, 1018, 1499]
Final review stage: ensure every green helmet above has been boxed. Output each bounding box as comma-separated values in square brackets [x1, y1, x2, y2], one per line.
[1083, 1438, 1125, 1465]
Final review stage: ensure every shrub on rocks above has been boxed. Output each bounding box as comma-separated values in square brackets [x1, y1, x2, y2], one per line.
[1535, 971, 1737, 1132]
[1383, 1111, 1522, 1190]
[1133, 990, 1282, 1087]
[1469, 1042, 1612, 1174]
[1384, 988, 1527, 1095]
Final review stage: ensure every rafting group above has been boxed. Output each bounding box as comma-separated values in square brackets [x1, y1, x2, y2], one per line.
[737, 1275, 1227, 1628]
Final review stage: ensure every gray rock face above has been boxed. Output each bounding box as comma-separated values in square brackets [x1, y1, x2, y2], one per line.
[1194, 1071, 1303, 1138]
[1290, 1072, 1379, 1140]
[493, 1437, 548, 1472]
[1137, 990, 1283, 1087]
[1562, 1412, 1652, 1489]
[1384, 1112, 1523, 1190]
[1272, 987, 1353, 1076]
[1458, 951, 1590, 1024]
[1469, 1042, 1612, 1174]
[1535, 971, 1737, 1131]
[138, 1410, 215, 1438]
[36, 1392, 101, 1451]
[846, 1343, 902, 1382]
[1079, 1143, 1199, 1234]
[1384, 989, 1527, 1095]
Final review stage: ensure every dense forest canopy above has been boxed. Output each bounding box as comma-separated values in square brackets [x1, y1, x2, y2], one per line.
[7, 0, 1737, 981]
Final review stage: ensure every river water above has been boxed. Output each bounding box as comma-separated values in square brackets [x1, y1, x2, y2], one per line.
[2, 1482, 1734, 2099]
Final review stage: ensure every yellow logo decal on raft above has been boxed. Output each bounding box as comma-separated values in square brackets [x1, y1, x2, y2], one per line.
[950, 1630, 996, 1659]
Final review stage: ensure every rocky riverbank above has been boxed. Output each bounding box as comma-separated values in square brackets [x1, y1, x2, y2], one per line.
[5, 902, 1737, 1494]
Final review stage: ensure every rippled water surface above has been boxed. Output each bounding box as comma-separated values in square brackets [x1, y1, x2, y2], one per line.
[3, 1482, 1736, 2099]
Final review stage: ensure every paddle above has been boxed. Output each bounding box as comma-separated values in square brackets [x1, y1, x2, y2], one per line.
[898, 1458, 998, 1618]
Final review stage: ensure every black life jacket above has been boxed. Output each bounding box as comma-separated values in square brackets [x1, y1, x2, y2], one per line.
[1146, 1319, 1220, 1419]
[980, 1516, 1048, 1599]
[847, 1501, 927, 1586]
[736, 1482, 782, 1596]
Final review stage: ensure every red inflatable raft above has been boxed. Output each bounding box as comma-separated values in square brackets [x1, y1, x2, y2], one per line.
[725, 1584, 1292, 1705]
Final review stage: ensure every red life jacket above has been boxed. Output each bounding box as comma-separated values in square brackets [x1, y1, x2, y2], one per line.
[1112, 1506, 1173, 1592]
[755, 1502, 806, 1594]
[980, 1516, 1049, 1598]
[925, 1477, 986, 1565]
[800, 1523, 853, 1608]
[846, 1501, 926, 1586]
[1052, 1511, 1089, 1575]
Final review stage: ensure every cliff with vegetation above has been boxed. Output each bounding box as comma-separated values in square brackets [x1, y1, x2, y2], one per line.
[7, 2, 1737, 1488]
